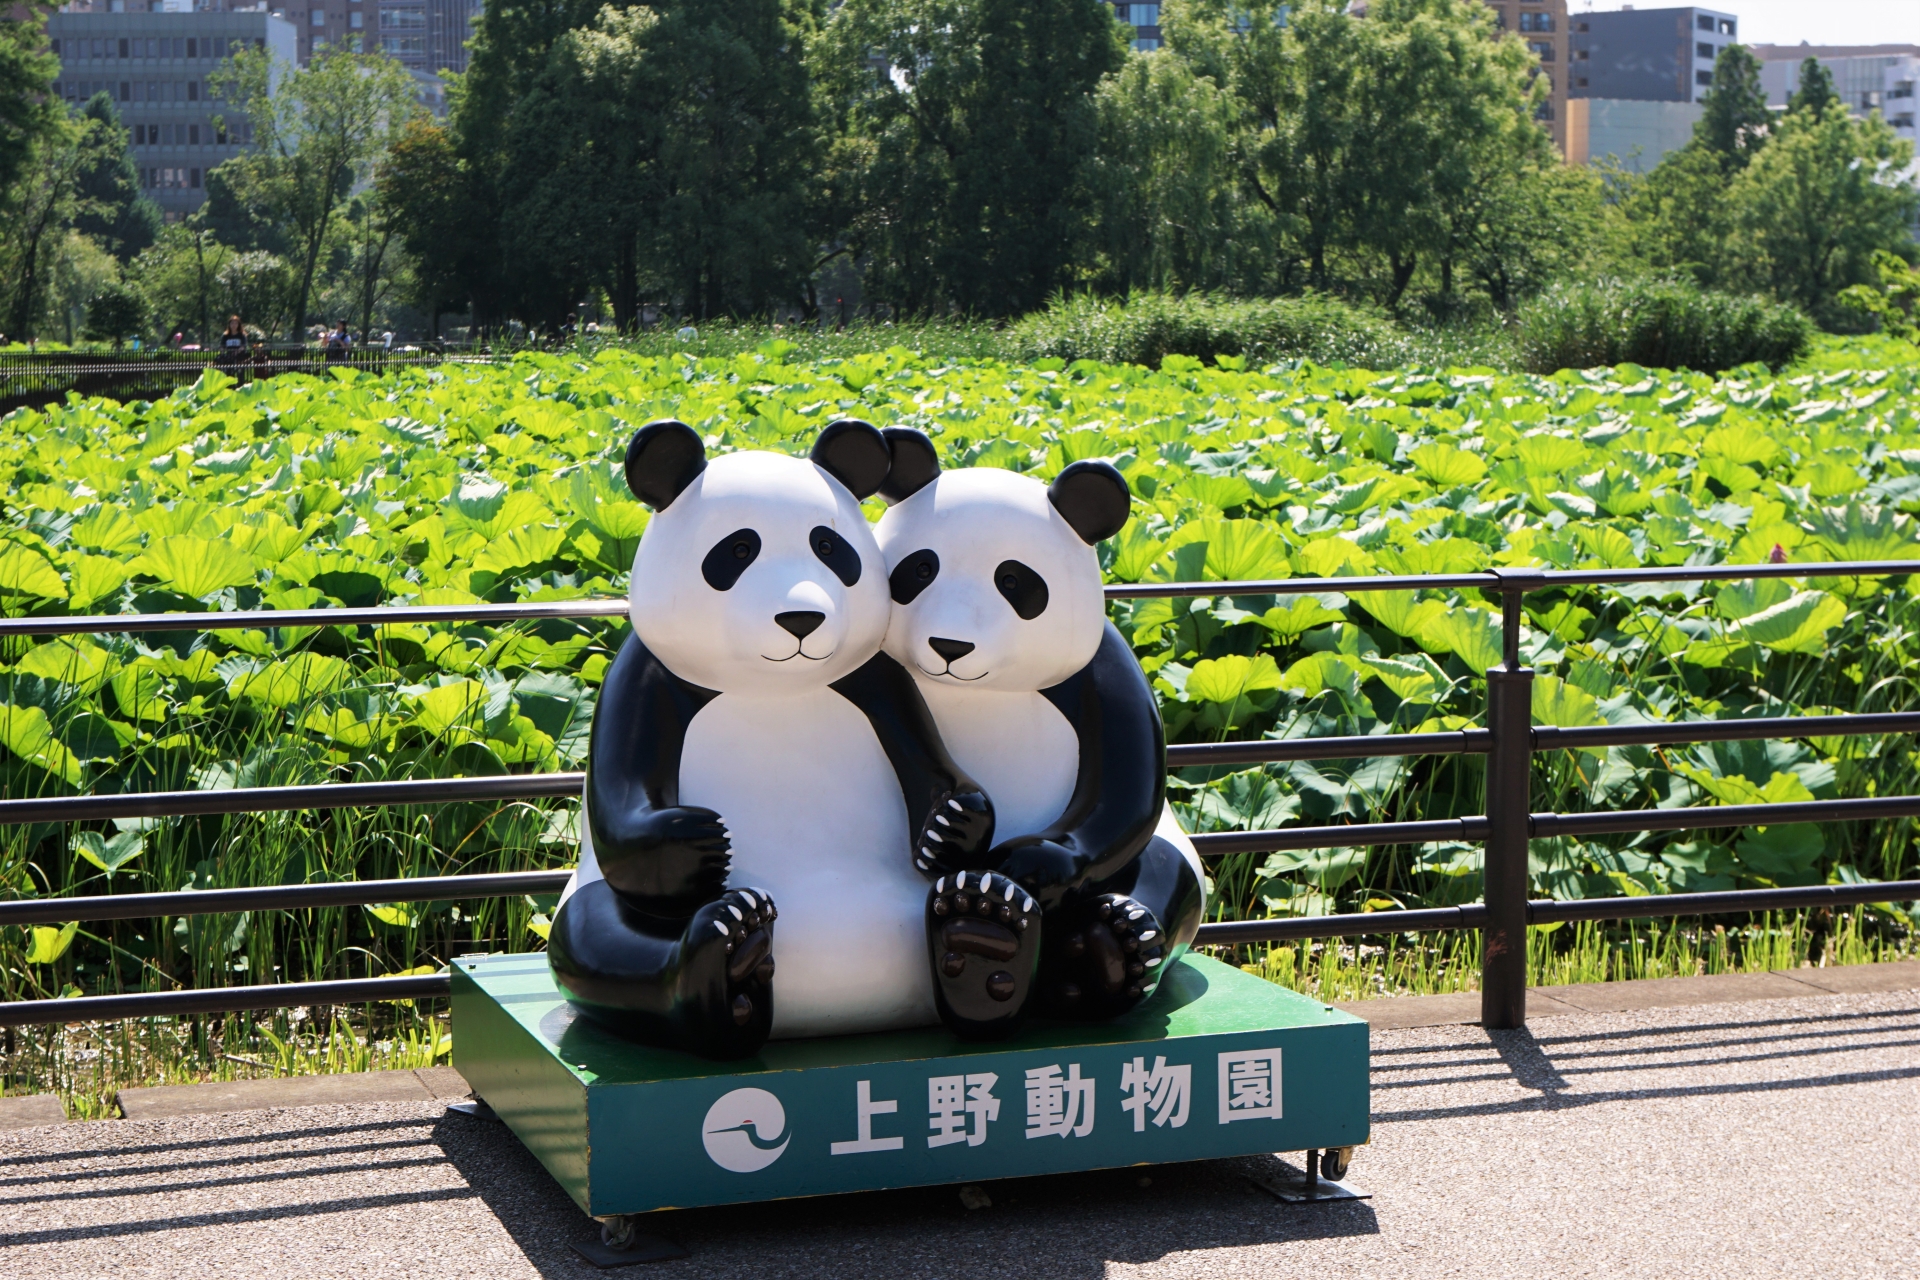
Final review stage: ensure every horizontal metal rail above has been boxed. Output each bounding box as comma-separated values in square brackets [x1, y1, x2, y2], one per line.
[1168, 731, 1489, 768]
[1535, 712, 1920, 751]
[1535, 795, 1920, 838]
[1527, 879, 1920, 925]
[0, 869, 573, 928]
[0, 975, 451, 1028]
[0, 774, 586, 827]
[1, 558, 1915, 640]
[1194, 905, 1489, 946]
[1190, 818, 1488, 856]
[0, 599, 625, 638]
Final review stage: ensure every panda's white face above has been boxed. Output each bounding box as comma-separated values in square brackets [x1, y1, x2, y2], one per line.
[629, 451, 889, 696]
[875, 467, 1106, 693]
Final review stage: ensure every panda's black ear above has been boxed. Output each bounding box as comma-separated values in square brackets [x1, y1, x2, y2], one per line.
[625, 420, 706, 510]
[810, 419, 890, 501]
[1049, 460, 1132, 544]
[878, 427, 940, 506]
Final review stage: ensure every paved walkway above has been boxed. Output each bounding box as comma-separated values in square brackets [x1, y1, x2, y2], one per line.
[0, 974, 1916, 1278]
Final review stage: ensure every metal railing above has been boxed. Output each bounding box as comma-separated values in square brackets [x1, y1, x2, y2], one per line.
[2, 561, 1918, 1030]
[0, 347, 491, 414]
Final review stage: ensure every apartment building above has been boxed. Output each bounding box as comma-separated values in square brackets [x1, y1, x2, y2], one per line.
[47, 7, 297, 218]
[1569, 6, 1740, 104]
[1485, 0, 1569, 156]
[1754, 44, 1920, 150]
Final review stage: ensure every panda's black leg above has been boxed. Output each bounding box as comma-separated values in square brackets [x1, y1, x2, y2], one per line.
[1038, 836, 1202, 1020]
[927, 871, 1040, 1039]
[549, 880, 777, 1059]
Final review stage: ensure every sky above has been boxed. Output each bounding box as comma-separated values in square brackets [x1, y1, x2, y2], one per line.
[1573, 1, 1920, 48]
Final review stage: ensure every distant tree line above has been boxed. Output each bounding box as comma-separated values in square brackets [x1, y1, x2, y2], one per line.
[0, 0, 1914, 344]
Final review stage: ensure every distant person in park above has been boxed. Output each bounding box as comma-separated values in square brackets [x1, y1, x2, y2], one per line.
[324, 320, 351, 363]
[216, 316, 248, 366]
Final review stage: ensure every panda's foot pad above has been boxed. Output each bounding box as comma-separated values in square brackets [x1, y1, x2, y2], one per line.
[1051, 894, 1167, 1018]
[685, 888, 777, 1048]
[929, 871, 1038, 1037]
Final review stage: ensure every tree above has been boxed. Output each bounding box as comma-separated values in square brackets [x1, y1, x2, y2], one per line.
[1728, 109, 1919, 319]
[1838, 250, 1920, 342]
[1, 111, 87, 339]
[211, 47, 420, 338]
[1694, 44, 1771, 168]
[0, 1, 62, 197]
[72, 93, 162, 262]
[1617, 143, 1737, 286]
[379, 119, 483, 335]
[820, 0, 1127, 315]
[83, 282, 146, 347]
[1788, 57, 1838, 121]
[129, 220, 234, 342]
[1078, 51, 1266, 294]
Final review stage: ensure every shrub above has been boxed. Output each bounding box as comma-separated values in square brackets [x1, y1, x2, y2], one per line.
[1514, 280, 1813, 374]
[82, 284, 148, 348]
[1008, 291, 1405, 369]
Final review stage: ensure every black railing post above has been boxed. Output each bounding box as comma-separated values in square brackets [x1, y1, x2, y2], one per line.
[1482, 570, 1541, 1030]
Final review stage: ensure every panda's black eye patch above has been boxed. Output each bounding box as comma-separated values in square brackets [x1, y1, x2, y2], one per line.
[702, 528, 761, 591]
[889, 549, 940, 605]
[811, 525, 862, 587]
[995, 559, 1049, 620]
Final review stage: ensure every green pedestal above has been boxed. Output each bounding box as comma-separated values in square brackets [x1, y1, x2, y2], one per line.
[451, 953, 1370, 1217]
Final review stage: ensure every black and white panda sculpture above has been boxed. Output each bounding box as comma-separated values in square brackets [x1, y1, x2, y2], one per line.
[547, 419, 995, 1059]
[875, 428, 1206, 1035]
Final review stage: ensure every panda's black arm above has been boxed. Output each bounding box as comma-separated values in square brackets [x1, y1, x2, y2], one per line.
[584, 635, 727, 920]
[1004, 622, 1165, 904]
[831, 652, 996, 872]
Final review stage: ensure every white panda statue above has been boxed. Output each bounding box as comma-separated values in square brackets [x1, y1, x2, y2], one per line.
[548, 420, 994, 1058]
[874, 428, 1206, 1034]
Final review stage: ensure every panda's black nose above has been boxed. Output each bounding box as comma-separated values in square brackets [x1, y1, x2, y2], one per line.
[775, 611, 825, 639]
[928, 637, 976, 663]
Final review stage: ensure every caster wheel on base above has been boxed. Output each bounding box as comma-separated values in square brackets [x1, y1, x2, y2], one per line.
[569, 1215, 689, 1269]
[1320, 1145, 1354, 1181]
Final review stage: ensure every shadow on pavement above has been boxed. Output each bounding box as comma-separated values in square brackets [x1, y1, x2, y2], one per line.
[434, 1111, 1378, 1280]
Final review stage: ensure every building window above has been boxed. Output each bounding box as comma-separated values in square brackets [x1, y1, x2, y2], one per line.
[1528, 40, 1553, 61]
[1131, 36, 1160, 51]
[1696, 69, 1714, 86]
[1697, 42, 1715, 60]
[1718, 19, 1735, 35]
[1892, 81, 1915, 100]
[191, 168, 201, 188]
[119, 80, 130, 100]
[1575, 76, 1589, 88]
[1125, 3, 1159, 24]
[381, 8, 427, 29]
[1697, 15, 1713, 30]
[1518, 12, 1553, 33]
[381, 35, 426, 54]
[312, 9, 327, 25]
[349, 11, 363, 27]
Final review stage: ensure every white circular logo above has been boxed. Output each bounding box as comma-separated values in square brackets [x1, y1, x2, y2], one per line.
[701, 1088, 790, 1173]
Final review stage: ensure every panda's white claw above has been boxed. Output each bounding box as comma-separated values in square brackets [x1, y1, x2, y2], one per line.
[739, 890, 758, 909]
[727, 904, 744, 921]
[1002, 882, 1017, 902]
[1021, 895, 1035, 913]
[935, 814, 952, 828]
[1145, 955, 1162, 967]
[935, 876, 946, 893]
[948, 799, 964, 812]
[1127, 909, 1145, 921]
[1139, 929, 1158, 942]
[712, 920, 729, 936]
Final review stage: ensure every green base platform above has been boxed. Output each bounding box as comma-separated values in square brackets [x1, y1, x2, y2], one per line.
[451, 953, 1370, 1217]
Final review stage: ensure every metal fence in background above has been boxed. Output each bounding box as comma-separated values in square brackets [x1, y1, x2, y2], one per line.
[0, 346, 492, 415]
[2, 561, 1919, 1030]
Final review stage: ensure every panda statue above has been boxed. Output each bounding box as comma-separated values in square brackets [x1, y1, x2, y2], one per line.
[874, 428, 1207, 1038]
[547, 419, 996, 1059]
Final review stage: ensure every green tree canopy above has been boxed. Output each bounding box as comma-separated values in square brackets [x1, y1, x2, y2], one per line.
[1788, 57, 1838, 120]
[72, 93, 162, 263]
[1695, 43, 1771, 168]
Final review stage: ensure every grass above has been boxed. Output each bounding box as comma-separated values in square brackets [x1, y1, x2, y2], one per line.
[1229, 908, 1914, 1005]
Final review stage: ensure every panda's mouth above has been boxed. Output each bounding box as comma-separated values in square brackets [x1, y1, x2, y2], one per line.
[763, 647, 833, 663]
[915, 661, 989, 682]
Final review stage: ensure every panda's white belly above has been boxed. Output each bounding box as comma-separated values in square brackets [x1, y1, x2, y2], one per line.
[916, 683, 1079, 841]
[679, 688, 932, 1038]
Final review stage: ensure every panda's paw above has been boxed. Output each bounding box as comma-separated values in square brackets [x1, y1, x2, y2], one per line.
[682, 887, 777, 1054]
[927, 871, 1038, 1039]
[912, 787, 995, 878]
[1046, 893, 1167, 1020]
